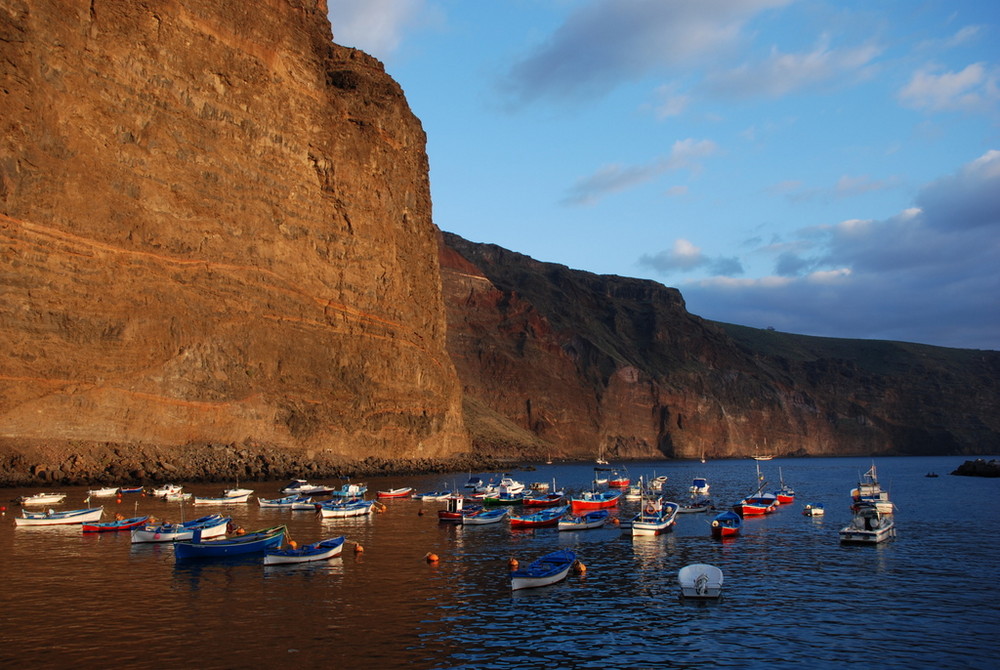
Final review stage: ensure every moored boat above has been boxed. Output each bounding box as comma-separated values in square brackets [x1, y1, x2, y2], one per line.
[264, 536, 346, 565]
[648, 475, 668, 492]
[174, 525, 286, 561]
[15, 507, 103, 527]
[87, 487, 121, 497]
[258, 494, 312, 509]
[710, 510, 743, 538]
[678, 495, 714, 514]
[376, 487, 414, 499]
[83, 515, 149, 533]
[130, 514, 230, 544]
[280, 479, 336, 496]
[151, 484, 183, 497]
[631, 500, 679, 536]
[839, 502, 896, 544]
[689, 477, 710, 495]
[569, 489, 622, 512]
[509, 505, 568, 529]
[193, 492, 252, 505]
[318, 499, 375, 519]
[118, 486, 144, 494]
[678, 563, 724, 599]
[851, 464, 894, 514]
[438, 495, 479, 523]
[510, 549, 577, 591]
[608, 469, 630, 488]
[802, 502, 825, 516]
[773, 467, 795, 504]
[462, 507, 509, 526]
[497, 475, 525, 495]
[558, 509, 610, 531]
[522, 491, 565, 507]
[223, 487, 254, 499]
[19, 492, 67, 505]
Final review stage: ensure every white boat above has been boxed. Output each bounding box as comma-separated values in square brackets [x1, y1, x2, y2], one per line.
[223, 487, 254, 498]
[647, 475, 668, 492]
[15, 507, 103, 527]
[631, 500, 679, 536]
[689, 478, 710, 495]
[802, 502, 825, 516]
[19, 492, 67, 505]
[319, 499, 374, 519]
[290, 499, 319, 511]
[678, 563, 724, 599]
[851, 464, 894, 514]
[510, 549, 576, 591]
[462, 507, 508, 525]
[558, 509, 610, 531]
[497, 475, 525, 495]
[151, 484, 183, 497]
[839, 502, 896, 544]
[329, 483, 367, 498]
[263, 536, 346, 565]
[281, 479, 336, 496]
[130, 514, 230, 543]
[163, 492, 193, 502]
[87, 487, 121, 497]
[258, 494, 311, 508]
[193, 492, 252, 505]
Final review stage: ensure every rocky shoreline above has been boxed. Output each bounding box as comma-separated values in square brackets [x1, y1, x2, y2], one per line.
[0, 440, 520, 489]
[951, 458, 1000, 477]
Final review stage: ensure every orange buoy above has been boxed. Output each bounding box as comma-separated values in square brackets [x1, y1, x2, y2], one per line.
[354, 543, 364, 554]
[425, 552, 439, 564]
[610, 517, 620, 526]
[116, 498, 122, 504]
[288, 540, 298, 549]
[573, 560, 587, 575]
[508, 557, 519, 570]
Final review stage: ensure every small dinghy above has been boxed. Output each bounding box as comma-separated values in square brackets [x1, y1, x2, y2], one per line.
[19, 492, 67, 505]
[462, 507, 509, 525]
[558, 509, 610, 531]
[174, 525, 286, 561]
[678, 563, 724, 599]
[510, 549, 577, 591]
[83, 515, 150, 533]
[802, 502, 825, 516]
[264, 536, 346, 565]
[15, 507, 104, 527]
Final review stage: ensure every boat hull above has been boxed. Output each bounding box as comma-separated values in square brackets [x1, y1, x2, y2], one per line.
[15, 507, 103, 526]
[83, 515, 150, 532]
[510, 549, 576, 591]
[318, 501, 374, 519]
[558, 510, 610, 531]
[264, 537, 346, 565]
[174, 526, 285, 560]
[193, 493, 251, 505]
[130, 516, 229, 543]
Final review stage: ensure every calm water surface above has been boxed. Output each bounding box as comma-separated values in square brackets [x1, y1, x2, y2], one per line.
[1, 456, 998, 668]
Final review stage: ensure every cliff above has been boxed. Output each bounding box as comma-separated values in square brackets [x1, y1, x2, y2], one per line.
[0, 0, 468, 483]
[441, 232, 1000, 460]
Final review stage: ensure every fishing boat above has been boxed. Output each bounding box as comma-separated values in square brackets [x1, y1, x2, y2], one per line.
[318, 499, 374, 519]
[462, 507, 509, 526]
[15, 507, 103, 527]
[464, 475, 487, 491]
[678, 494, 714, 514]
[631, 500, 679, 536]
[329, 483, 368, 499]
[497, 475, 525, 495]
[624, 478, 644, 501]
[689, 478, 710, 495]
[648, 475, 668, 492]
[83, 515, 150, 533]
[508, 505, 568, 529]
[851, 464, 894, 514]
[263, 536, 346, 565]
[772, 468, 795, 504]
[678, 563, 724, 599]
[280, 479, 335, 496]
[415, 486, 454, 502]
[569, 489, 622, 512]
[163, 492, 193, 502]
[522, 490, 565, 507]
[19, 492, 67, 505]
[376, 487, 414, 499]
[130, 514, 230, 543]
[223, 486, 254, 499]
[557, 509, 610, 531]
[193, 492, 252, 505]
[151, 484, 183, 497]
[258, 494, 312, 509]
[608, 470, 630, 488]
[839, 502, 896, 544]
[437, 495, 479, 523]
[592, 467, 610, 485]
[290, 498, 321, 511]
[710, 510, 743, 538]
[802, 502, 825, 517]
[118, 486, 144, 494]
[174, 525, 286, 561]
[510, 549, 577, 591]
[87, 487, 121, 497]
[735, 461, 778, 516]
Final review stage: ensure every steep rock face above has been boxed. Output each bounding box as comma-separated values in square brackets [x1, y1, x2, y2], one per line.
[441, 232, 1000, 459]
[0, 0, 467, 468]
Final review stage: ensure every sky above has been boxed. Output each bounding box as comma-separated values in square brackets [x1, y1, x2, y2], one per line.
[327, 0, 1000, 351]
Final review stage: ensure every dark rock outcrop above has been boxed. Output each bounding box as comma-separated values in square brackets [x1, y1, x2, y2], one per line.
[952, 459, 1000, 477]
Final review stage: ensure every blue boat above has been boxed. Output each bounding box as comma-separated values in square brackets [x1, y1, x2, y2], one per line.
[710, 510, 743, 538]
[258, 494, 312, 508]
[264, 536, 346, 565]
[131, 514, 230, 544]
[510, 549, 577, 590]
[174, 525, 286, 561]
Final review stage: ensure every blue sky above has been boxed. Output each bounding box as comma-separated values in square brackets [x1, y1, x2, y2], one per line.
[327, 0, 999, 351]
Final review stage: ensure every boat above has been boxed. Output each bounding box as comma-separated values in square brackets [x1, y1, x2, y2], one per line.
[193, 492, 252, 505]
[851, 464, 894, 514]
[558, 509, 610, 531]
[258, 494, 312, 509]
[15, 507, 103, 527]
[318, 499, 375, 519]
[631, 500, 679, 536]
[83, 515, 150, 533]
[839, 502, 896, 544]
[483, 492, 526, 506]
[510, 549, 577, 591]
[87, 487, 121, 497]
[438, 495, 479, 523]
[19, 492, 67, 505]
[163, 492, 193, 502]
[772, 467, 795, 504]
[735, 461, 778, 516]
[223, 487, 254, 498]
[174, 525, 286, 561]
[264, 536, 346, 565]
[508, 505, 568, 529]
[329, 482, 368, 499]
[529, 480, 550, 492]
[592, 467, 610, 485]
[415, 487, 454, 502]
[522, 491, 565, 507]
[710, 510, 743, 538]
[464, 475, 487, 491]
[648, 475, 668, 492]
[608, 469, 630, 488]
[280, 479, 335, 496]
[462, 507, 509, 525]
[624, 478, 644, 501]
[677, 495, 714, 514]
[678, 563, 724, 599]
[925, 472, 939, 478]
[151, 484, 183, 497]
[569, 489, 622, 512]
[497, 475, 525, 495]
[376, 487, 414, 499]
[118, 486, 144, 494]
[689, 478, 710, 495]
[802, 502, 825, 517]
[289, 498, 320, 511]
[130, 515, 230, 543]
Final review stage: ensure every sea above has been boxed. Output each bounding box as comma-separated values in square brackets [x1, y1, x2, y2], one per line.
[1, 455, 998, 669]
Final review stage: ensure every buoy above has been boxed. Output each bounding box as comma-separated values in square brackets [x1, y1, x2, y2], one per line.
[418, 509, 424, 516]
[425, 552, 439, 564]
[288, 540, 298, 549]
[354, 543, 364, 554]
[610, 517, 620, 526]
[573, 560, 587, 575]
[116, 498, 122, 504]
[0, 506, 6, 512]
[508, 557, 519, 570]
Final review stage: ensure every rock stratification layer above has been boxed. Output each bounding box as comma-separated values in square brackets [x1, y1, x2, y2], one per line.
[0, 0, 467, 469]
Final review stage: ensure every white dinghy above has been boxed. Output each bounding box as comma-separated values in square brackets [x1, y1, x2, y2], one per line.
[678, 563, 724, 599]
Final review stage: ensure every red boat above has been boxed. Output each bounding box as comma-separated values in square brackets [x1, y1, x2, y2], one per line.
[82, 515, 150, 533]
[522, 492, 565, 507]
[569, 489, 622, 512]
[508, 505, 568, 529]
[734, 492, 778, 516]
[376, 487, 414, 499]
[608, 470, 630, 488]
[710, 511, 743, 538]
[437, 495, 480, 523]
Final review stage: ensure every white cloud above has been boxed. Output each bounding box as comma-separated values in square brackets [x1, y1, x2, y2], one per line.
[898, 62, 999, 113]
[328, 0, 433, 60]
